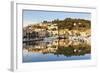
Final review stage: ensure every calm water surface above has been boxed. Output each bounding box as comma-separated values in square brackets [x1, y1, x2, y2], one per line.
[23, 50, 90, 62]
[23, 37, 91, 62]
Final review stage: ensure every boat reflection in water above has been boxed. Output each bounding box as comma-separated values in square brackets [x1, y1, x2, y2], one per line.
[23, 36, 91, 62]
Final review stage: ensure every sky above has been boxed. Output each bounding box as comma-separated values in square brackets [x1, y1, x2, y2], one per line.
[23, 10, 91, 27]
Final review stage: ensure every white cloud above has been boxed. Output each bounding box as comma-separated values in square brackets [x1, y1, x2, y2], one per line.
[23, 20, 39, 27]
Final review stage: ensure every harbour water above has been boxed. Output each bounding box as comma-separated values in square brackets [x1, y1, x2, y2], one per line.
[23, 38, 91, 62]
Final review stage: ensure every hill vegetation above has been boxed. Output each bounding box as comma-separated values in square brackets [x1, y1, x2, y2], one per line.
[43, 18, 91, 30]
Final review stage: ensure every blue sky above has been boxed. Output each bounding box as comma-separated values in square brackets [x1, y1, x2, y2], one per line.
[23, 10, 91, 27]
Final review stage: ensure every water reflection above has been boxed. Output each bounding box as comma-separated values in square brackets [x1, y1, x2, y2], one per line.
[23, 37, 91, 60]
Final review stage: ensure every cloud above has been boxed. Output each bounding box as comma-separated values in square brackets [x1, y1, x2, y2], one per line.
[23, 20, 39, 27]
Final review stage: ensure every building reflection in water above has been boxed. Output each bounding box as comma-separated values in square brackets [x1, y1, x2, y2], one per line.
[23, 38, 91, 57]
